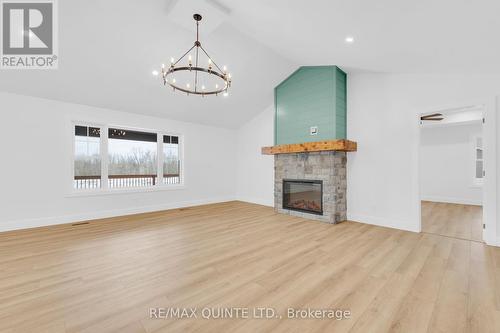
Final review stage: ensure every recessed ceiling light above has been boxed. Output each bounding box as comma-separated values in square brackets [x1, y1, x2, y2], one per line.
[345, 36, 354, 43]
[152, 70, 159, 76]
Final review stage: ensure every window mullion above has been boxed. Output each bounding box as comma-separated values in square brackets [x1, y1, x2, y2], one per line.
[179, 136, 183, 185]
[101, 126, 109, 189]
[157, 133, 164, 186]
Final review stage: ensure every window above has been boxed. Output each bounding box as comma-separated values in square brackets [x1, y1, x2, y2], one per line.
[108, 128, 157, 188]
[474, 136, 484, 185]
[72, 124, 182, 191]
[74, 126, 101, 189]
[163, 135, 180, 185]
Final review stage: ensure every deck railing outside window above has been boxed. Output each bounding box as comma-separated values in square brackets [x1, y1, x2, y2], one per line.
[74, 174, 180, 189]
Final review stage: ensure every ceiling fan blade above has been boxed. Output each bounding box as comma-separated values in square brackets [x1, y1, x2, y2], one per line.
[421, 117, 444, 121]
[421, 113, 443, 120]
[420, 113, 443, 120]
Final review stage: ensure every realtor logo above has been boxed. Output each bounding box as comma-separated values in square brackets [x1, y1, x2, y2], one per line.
[1, 0, 58, 69]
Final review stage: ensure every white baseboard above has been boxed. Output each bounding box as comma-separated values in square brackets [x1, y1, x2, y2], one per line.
[6, 199, 493, 247]
[484, 236, 500, 247]
[421, 195, 482, 206]
[347, 213, 420, 233]
[236, 196, 273, 207]
[0, 196, 236, 233]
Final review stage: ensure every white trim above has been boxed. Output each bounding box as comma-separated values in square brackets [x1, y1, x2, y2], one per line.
[421, 118, 482, 128]
[492, 237, 500, 247]
[416, 100, 498, 247]
[69, 120, 184, 194]
[482, 97, 497, 246]
[70, 121, 107, 192]
[237, 196, 273, 207]
[421, 196, 482, 206]
[0, 197, 236, 233]
[347, 213, 420, 233]
[157, 133, 164, 185]
[177, 134, 185, 185]
[101, 125, 109, 189]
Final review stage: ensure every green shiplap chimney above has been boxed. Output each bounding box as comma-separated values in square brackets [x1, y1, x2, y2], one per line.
[274, 66, 347, 145]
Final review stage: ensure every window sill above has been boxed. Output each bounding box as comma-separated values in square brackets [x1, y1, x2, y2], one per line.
[66, 184, 185, 198]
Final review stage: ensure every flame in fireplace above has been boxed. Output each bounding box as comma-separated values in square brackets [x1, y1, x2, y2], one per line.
[289, 199, 321, 212]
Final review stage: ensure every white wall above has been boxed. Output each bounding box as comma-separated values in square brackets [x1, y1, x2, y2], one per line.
[420, 123, 482, 205]
[0, 92, 237, 232]
[347, 73, 499, 241]
[236, 106, 274, 206]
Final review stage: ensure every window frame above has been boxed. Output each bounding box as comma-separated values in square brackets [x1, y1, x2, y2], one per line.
[472, 135, 484, 187]
[69, 121, 184, 196]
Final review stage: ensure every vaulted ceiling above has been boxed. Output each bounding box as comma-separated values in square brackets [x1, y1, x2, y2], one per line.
[1, 0, 499, 128]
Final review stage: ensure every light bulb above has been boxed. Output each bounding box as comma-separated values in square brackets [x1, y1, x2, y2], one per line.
[208, 58, 212, 64]
[161, 64, 165, 69]
[228, 73, 232, 79]
[202, 85, 205, 90]
[172, 78, 176, 83]
[345, 36, 354, 43]
[152, 70, 159, 76]
[223, 91, 229, 97]
[186, 83, 190, 88]
[170, 57, 174, 64]
[223, 65, 227, 72]
[215, 84, 219, 89]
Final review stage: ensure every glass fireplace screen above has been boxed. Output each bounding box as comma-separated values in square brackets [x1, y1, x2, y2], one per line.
[283, 179, 323, 215]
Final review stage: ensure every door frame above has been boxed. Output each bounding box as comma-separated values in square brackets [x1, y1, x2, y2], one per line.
[414, 98, 497, 245]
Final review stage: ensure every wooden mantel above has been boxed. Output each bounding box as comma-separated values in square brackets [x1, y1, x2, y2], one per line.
[261, 139, 357, 155]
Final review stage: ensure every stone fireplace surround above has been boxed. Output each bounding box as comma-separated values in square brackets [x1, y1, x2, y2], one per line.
[274, 151, 347, 223]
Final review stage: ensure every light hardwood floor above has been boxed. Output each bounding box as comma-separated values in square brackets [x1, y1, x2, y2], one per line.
[421, 201, 483, 242]
[1, 201, 499, 333]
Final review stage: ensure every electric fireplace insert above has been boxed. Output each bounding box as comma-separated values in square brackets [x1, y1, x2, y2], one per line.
[282, 179, 323, 215]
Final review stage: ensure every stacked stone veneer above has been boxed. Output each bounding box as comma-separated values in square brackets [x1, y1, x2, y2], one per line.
[274, 151, 347, 223]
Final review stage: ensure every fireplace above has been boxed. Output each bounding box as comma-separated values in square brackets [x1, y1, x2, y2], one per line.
[283, 179, 323, 215]
[275, 152, 347, 224]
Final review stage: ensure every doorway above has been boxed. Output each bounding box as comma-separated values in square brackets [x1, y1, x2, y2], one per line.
[419, 106, 484, 241]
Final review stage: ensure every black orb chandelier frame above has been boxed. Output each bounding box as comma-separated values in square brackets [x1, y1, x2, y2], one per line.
[161, 14, 231, 96]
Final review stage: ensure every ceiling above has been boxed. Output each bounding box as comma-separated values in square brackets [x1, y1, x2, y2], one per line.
[225, 0, 500, 74]
[1, 0, 500, 128]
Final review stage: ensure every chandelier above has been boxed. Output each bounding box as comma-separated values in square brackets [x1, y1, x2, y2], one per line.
[157, 14, 231, 97]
